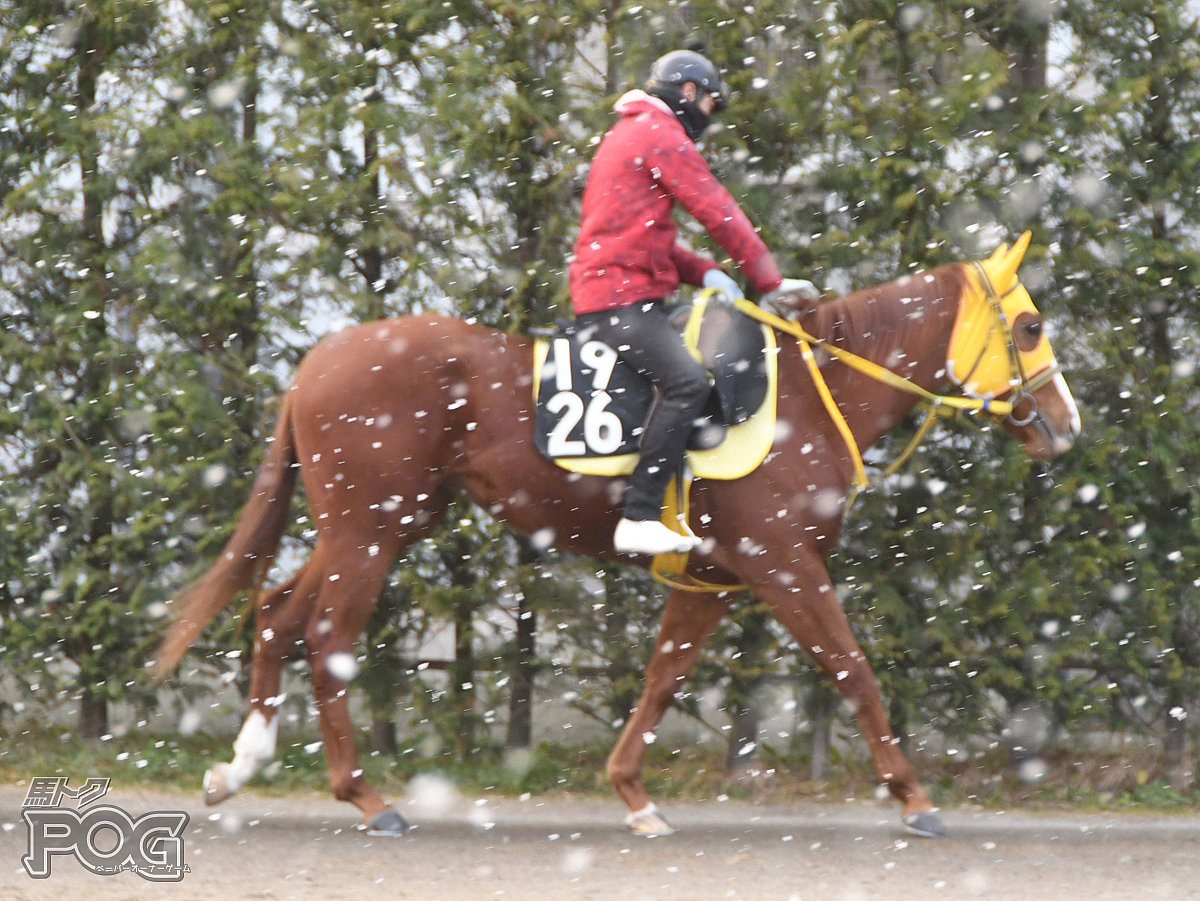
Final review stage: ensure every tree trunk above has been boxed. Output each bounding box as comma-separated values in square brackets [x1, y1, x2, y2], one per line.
[371, 717, 399, 757]
[79, 689, 108, 741]
[810, 679, 834, 782]
[890, 695, 910, 757]
[507, 537, 541, 750]
[451, 598, 477, 758]
[1163, 690, 1191, 791]
[1009, 23, 1047, 95]
[77, 11, 119, 735]
[725, 695, 761, 773]
[361, 119, 384, 319]
[506, 597, 536, 750]
[603, 572, 639, 727]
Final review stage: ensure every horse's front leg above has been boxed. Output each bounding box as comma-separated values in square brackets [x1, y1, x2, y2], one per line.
[750, 546, 944, 837]
[607, 587, 731, 835]
[204, 563, 321, 805]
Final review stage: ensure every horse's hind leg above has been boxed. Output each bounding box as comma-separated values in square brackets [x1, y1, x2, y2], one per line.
[607, 587, 731, 835]
[204, 558, 325, 805]
[303, 531, 414, 834]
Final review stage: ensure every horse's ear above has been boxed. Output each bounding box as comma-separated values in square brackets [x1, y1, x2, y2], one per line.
[994, 231, 1032, 289]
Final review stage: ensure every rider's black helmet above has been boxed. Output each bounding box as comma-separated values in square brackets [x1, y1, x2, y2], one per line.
[646, 49, 730, 110]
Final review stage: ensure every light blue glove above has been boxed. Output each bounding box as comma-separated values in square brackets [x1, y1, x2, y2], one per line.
[702, 269, 745, 302]
[763, 277, 822, 320]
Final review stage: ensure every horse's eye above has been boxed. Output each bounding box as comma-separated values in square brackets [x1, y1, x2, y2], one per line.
[1013, 312, 1043, 353]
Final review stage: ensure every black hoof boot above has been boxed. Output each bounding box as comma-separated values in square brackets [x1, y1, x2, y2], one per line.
[363, 807, 411, 836]
[902, 809, 946, 838]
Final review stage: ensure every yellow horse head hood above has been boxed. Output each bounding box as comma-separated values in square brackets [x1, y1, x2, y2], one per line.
[947, 232, 1058, 399]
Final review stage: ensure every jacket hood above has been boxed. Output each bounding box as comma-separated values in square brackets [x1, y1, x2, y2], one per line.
[613, 89, 675, 118]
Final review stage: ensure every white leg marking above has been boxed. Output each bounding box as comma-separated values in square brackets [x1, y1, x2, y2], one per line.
[224, 709, 279, 791]
[625, 802, 675, 836]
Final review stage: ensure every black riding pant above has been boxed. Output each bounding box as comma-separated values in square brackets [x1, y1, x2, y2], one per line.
[576, 302, 712, 522]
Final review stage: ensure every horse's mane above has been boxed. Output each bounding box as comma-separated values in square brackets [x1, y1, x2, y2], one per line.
[799, 263, 968, 367]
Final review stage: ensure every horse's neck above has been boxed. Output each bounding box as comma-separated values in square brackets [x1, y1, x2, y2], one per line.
[801, 264, 964, 450]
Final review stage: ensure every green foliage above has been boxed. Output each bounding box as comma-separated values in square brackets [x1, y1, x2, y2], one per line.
[2, 0, 1200, 790]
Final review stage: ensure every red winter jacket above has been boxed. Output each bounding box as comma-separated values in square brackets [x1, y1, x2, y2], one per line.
[569, 91, 782, 315]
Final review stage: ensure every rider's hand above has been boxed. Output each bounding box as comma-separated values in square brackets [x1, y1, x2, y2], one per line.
[777, 277, 820, 301]
[763, 277, 821, 320]
[702, 269, 745, 302]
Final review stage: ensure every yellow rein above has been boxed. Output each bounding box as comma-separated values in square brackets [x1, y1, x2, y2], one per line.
[651, 286, 1031, 595]
[729, 296, 1015, 498]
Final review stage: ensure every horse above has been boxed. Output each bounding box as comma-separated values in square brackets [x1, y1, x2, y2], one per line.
[152, 234, 1080, 838]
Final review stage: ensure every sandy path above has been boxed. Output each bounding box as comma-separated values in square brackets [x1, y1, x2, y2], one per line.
[0, 785, 1197, 900]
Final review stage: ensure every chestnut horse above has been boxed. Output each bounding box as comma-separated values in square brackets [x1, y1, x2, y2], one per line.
[154, 237, 1079, 838]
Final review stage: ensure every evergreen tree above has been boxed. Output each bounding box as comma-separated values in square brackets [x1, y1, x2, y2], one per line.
[1036, 0, 1200, 786]
[0, 1, 1197, 791]
[0, 0, 173, 736]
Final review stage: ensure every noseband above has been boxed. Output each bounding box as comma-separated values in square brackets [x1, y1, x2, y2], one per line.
[965, 260, 1062, 431]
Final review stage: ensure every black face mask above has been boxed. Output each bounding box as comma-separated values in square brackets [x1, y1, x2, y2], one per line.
[647, 84, 712, 143]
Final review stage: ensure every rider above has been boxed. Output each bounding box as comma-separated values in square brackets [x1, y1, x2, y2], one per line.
[570, 48, 818, 557]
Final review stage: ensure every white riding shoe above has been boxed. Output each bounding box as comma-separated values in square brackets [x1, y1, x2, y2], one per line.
[613, 518, 701, 556]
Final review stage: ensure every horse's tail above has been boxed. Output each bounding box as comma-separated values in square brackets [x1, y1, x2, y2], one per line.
[151, 390, 299, 680]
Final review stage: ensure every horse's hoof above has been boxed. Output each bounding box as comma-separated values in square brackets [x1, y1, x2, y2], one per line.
[363, 807, 411, 836]
[625, 803, 675, 837]
[203, 763, 236, 806]
[902, 809, 946, 838]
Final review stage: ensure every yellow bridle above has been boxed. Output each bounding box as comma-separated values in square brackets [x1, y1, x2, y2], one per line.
[949, 233, 1060, 405]
[652, 236, 1062, 593]
[733, 232, 1061, 496]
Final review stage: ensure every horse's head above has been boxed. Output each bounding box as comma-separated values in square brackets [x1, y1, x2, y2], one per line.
[947, 233, 1081, 459]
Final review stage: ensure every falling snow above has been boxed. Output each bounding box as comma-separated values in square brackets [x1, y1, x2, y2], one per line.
[325, 652, 359, 682]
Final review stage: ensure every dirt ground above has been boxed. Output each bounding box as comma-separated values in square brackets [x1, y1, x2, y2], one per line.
[0, 783, 1197, 901]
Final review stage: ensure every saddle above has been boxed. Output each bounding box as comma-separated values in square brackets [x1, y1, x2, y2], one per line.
[532, 296, 778, 480]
